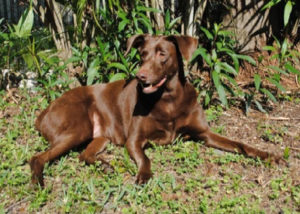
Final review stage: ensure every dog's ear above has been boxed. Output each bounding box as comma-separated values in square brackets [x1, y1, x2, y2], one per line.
[166, 35, 198, 62]
[125, 34, 147, 56]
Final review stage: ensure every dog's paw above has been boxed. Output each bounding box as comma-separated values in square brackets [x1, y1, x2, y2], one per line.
[274, 156, 288, 166]
[135, 171, 152, 185]
[29, 156, 44, 187]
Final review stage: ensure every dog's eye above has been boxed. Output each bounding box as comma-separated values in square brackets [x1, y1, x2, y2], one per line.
[158, 51, 166, 57]
[140, 51, 147, 59]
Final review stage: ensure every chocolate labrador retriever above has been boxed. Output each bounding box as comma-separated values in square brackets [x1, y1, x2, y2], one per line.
[30, 35, 282, 186]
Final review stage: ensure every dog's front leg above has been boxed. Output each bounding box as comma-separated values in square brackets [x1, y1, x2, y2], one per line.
[125, 137, 152, 184]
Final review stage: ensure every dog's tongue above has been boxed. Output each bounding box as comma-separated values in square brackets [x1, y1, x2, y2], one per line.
[143, 77, 167, 94]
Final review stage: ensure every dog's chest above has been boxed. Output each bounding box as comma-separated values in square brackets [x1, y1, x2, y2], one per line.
[147, 119, 178, 145]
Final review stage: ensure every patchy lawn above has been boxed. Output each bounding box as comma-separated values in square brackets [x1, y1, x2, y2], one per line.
[0, 89, 299, 213]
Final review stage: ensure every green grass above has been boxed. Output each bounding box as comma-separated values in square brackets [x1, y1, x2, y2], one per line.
[0, 89, 299, 213]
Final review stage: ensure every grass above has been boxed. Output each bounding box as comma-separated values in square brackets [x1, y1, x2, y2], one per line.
[0, 89, 299, 213]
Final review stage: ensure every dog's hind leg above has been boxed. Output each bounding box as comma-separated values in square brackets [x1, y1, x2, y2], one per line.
[30, 133, 89, 186]
[79, 137, 110, 167]
[199, 130, 282, 162]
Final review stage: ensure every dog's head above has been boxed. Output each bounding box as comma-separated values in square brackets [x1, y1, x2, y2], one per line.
[126, 35, 198, 94]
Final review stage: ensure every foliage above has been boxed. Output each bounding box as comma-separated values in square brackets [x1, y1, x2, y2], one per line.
[0, 1, 59, 93]
[262, 0, 295, 27]
[245, 38, 300, 113]
[191, 23, 256, 108]
[65, 0, 162, 85]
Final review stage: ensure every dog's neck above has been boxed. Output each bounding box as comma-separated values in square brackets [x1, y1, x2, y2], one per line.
[162, 71, 185, 101]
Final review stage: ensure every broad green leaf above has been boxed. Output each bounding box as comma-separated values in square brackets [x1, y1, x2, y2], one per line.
[254, 100, 267, 113]
[235, 54, 256, 65]
[262, 46, 276, 52]
[220, 73, 238, 87]
[261, 88, 277, 102]
[267, 77, 286, 92]
[212, 70, 228, 106]
[109, 73, 127, 82]
[13, 6, 34, 38]
[221, 62, 238, 75]
[254, 74, 261, 91]
[169, 17, 181, 29]
[165, 10, 170, 27]
[228, 53, 239, 72]
[284, 1, 293, 27]
[65, 56, 82, 64]
[200, 27, 213, 40]
[138, 18, 153, 34]
[283, 147, 290, 160]
[281, 39, 288, 57]
[212, 49, 217, 62]
[261, 0, 281, 10]
[214, 61, 221, 73]
[87, 58, 100, 85]
[205, 92, 211, 106]
[22, 53, 34, 69]
[108, 62, 128, 73]
[285, 62, 300, 75]
[118, 20, 129, 32]
[268, 65, 288, 75]
[191, 47, 212, 66]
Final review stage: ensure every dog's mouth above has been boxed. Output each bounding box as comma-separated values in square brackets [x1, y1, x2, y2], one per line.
[140, 76, 167, 94]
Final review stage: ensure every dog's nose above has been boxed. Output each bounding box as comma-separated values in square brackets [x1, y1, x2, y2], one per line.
[137, 72, 147, 82]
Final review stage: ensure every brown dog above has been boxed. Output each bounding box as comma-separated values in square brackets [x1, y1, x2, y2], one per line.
[30, 35, 281, 186]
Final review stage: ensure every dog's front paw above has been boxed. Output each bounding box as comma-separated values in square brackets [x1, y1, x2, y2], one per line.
[135, 171, 152, 185]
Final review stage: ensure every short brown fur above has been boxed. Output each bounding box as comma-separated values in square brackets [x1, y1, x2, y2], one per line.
[30, 35, 282, 186]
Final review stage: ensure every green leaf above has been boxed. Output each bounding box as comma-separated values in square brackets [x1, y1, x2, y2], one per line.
[283, 147, 290, 160]
[281, 39, 288, 57]
[285, 62, 300, 75]
[212, 49, 217, 62]
[220, 62, 238, 75]
[235, 54, 256, 65]
[169, 17, 181, 29]
[220, 73, 238, 87]
[137, 18, 153, 34]
[254, 74, 261, 91]
[165, 10, 170, 27]
[118, 20, 129, 32]
[200, 27, 213, 40]
[212, 70, 228, 107]
[262, 46, 276, 52]
[268, 65, 288, 75]
[109, 73, 127, 82]
[261, 0, 281, 10]
[108, 62, 128, 73]
[205, 92, 211, 106]
[228, 53, 239, 72]
[13, 6, 34, 38]
[191, 47, 212, 66]
[284, 1, 293, 27]
[254, 100, 267, 113]
[87, 58, 100, 85]
[267, 77, 286, 92]
[261, 88, 277, 102]
[22, 53, 34, 69]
